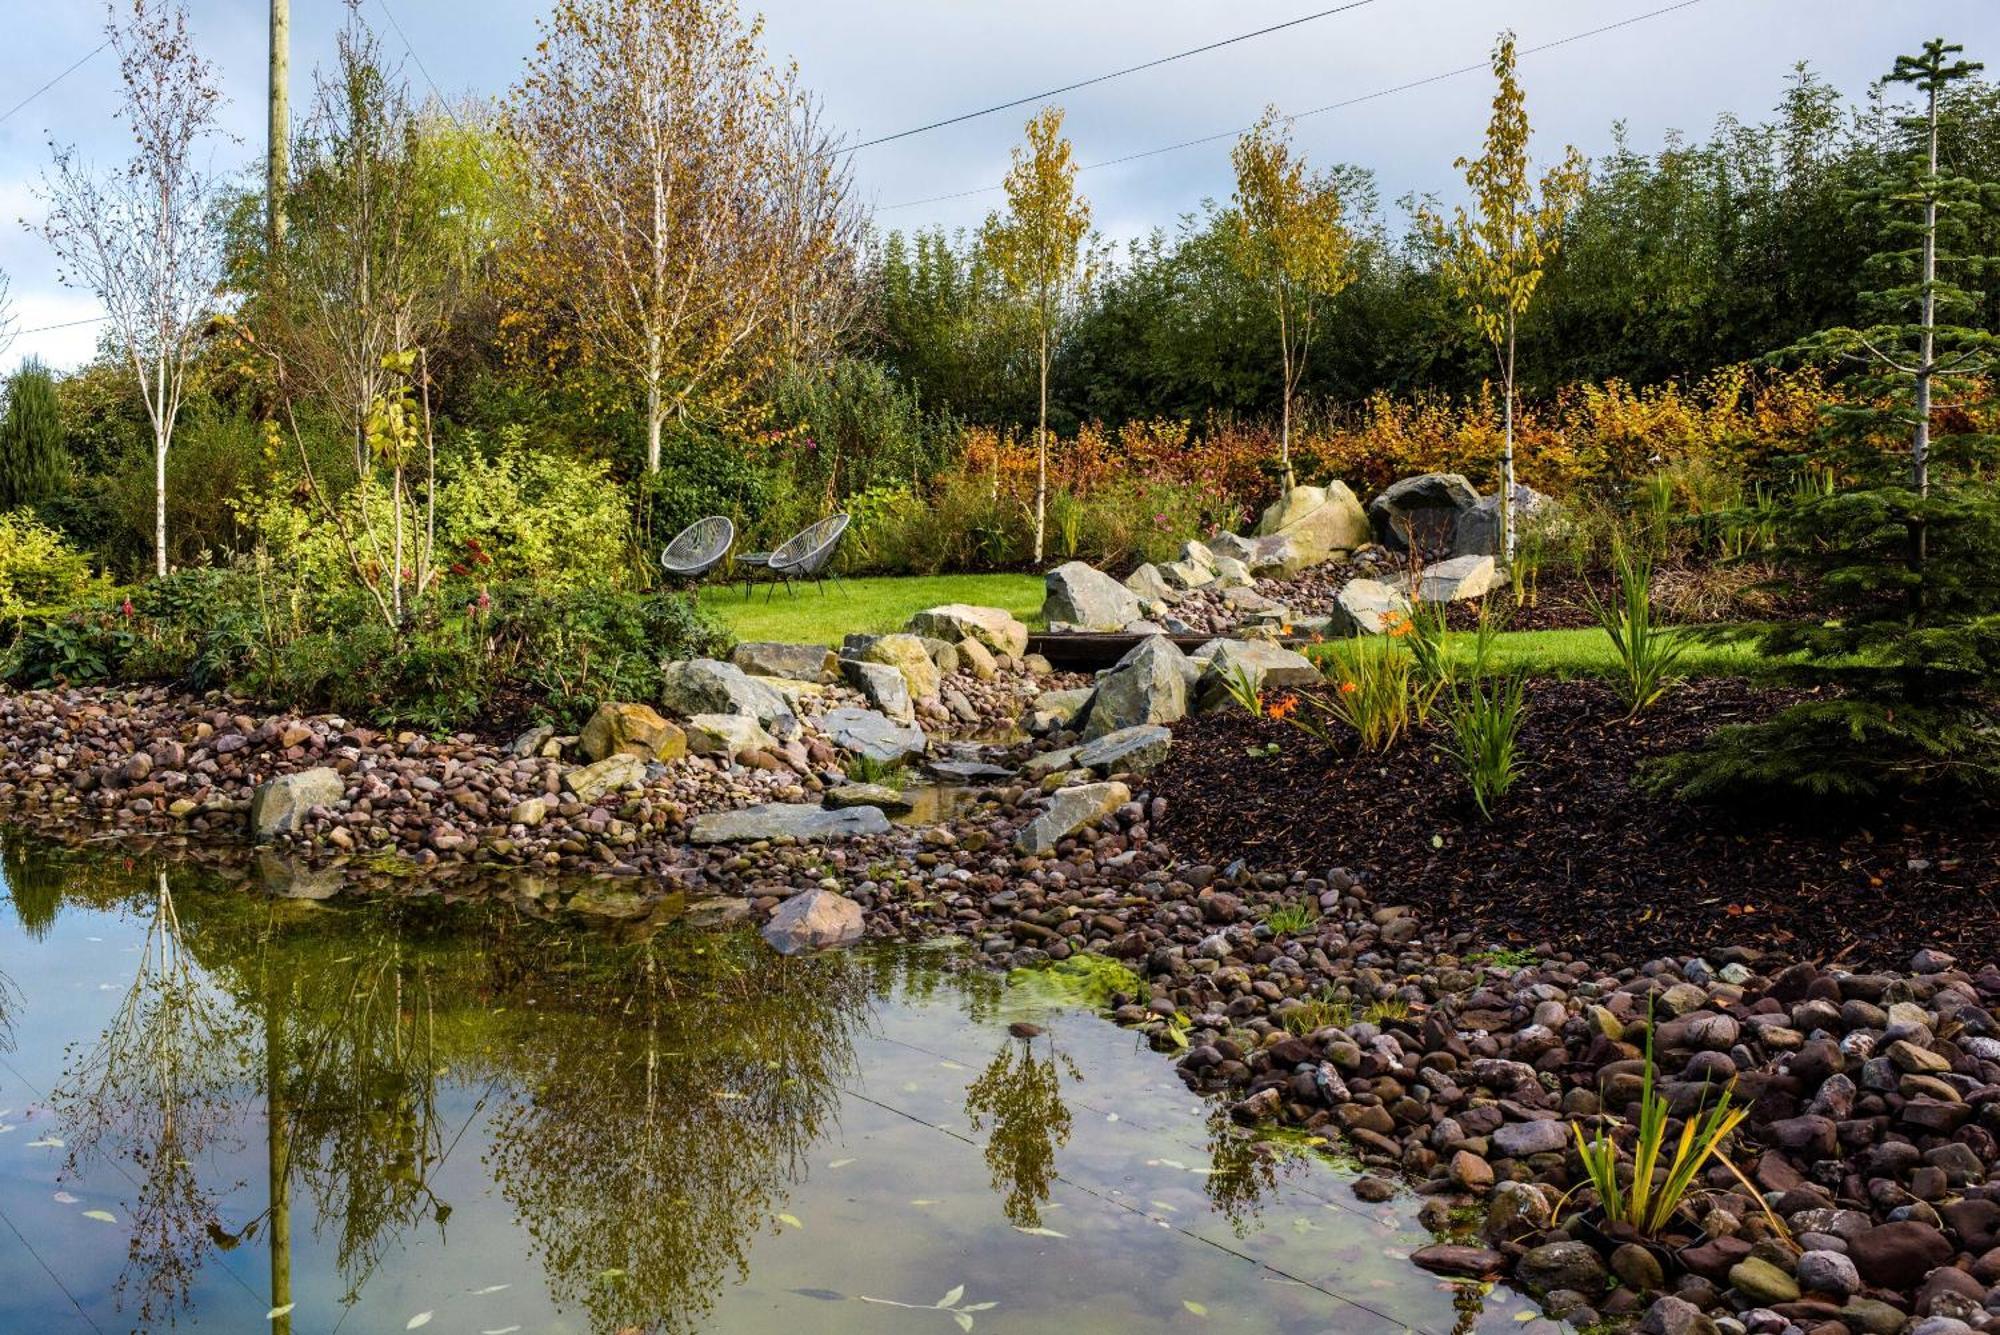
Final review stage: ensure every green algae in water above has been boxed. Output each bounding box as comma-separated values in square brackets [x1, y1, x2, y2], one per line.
[1003, 953, 1144, 1013]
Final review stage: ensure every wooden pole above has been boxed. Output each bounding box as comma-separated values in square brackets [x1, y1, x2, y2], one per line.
[267, 0, 288, 253]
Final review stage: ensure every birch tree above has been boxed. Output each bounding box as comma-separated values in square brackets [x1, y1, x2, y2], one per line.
[508, 0, 858, 472]
[984, 106, 1096, 565]
[1229, 108, 1356, 489]
[1419, 32, 1586, 563]
[39, 0, 224, 577]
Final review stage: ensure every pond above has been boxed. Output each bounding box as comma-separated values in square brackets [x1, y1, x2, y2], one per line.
[0, 838, 1557, 1334]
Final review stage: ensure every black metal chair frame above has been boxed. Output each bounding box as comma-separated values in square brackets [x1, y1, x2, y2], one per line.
[740, 514, 850, 601]
[659, 515, 736, 586]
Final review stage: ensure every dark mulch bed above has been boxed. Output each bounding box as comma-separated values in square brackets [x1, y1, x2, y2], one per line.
[1152, 678, 2000, 971]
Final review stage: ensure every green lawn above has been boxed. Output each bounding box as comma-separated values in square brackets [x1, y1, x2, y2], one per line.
[700, 573, 1044, 646]
[1302, 626, 1775, 678]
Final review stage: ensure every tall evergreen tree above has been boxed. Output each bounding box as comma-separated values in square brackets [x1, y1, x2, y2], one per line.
[0, 359, 69, 512]
[1657, 38, 2000, 803]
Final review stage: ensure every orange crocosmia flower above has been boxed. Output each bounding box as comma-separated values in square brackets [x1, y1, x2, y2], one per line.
[1266, 695, 1299, 720]
[1339, 681, 1359, 695]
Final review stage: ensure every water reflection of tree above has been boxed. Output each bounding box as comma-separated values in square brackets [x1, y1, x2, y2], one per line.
[54, 872, 255, 1327]
[267, 920, 454, 1305]
[962, 1035, 1080, 1229]
[485, 930, 871, 1335]
[1, 832, 69, 939]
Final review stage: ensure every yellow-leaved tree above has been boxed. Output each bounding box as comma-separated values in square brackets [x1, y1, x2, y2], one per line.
[506, 0, 860, 474]
[1229, 107, 1357, 489]
[984, 106, 1098, 565]
[1420, 32, 1587, 562]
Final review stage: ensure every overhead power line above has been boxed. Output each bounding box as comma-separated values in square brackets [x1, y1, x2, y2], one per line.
[12, 314, 111, 338]
[879, 0, 1709, 213]
[0, 39, 111, 128]
[844, 0, 1385, 154]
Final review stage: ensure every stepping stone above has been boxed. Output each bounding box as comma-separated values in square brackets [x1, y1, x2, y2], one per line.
[928, 759, 1012, 783]
[824, 782, 913, 813]
[820, 707, 927, 764]
[688, 802, 892, 844]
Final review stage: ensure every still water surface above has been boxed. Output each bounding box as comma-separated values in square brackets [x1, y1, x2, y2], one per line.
[0, 839, 1558, 1334]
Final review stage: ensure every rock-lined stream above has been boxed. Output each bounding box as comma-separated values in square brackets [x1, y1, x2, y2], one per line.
[0, 835, 1559, 1334]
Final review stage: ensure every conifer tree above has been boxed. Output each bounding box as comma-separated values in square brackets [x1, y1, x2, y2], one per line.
[0, 360, 69, 512]
[1657, 38, 2000, 802]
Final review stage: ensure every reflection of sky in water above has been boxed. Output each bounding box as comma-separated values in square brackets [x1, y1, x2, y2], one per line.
[0, 843, 1563, 1334]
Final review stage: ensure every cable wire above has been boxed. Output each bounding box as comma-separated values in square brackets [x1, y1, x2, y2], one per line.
[0, 39, 110, 127]
[879, 0, 1709, 212]
[843, 0, 1384, 153]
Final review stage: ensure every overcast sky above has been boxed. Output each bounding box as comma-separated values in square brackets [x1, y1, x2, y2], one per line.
[4, 0, 1997, 371]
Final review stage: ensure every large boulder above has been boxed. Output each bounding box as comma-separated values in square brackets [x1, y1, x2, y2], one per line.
[1190, 639, 1321, 711]
[1369, 473, 1480, 555]
[1158, 558, 1214, 591]
[1329, 577, 1413, 635]
[683, 713, 777, 761]
[1452, 484, 1558, 558]
[1026, 686, 1094, 733]
[1218, 532, 1311, 578]
[1074, 724, 1173, 775]
[1042, 561, 1142, 631]
[1123, 563, 1180, 605]
[730, 641, 835, 682]
[906, 604, 1030, 659]
[1405, 554, 1508, 604]
[690, 802, 891, 844]
[561, 752, 649, 802]
[250, 767, 345, 840]
[841, 658, 916, 723]
[579, 702, 686, 763]
[1081, 636, 1191, 740]
[847, 632, 941, 703]
[760, 888, 867, 954]
[1252, 483, 1370, 568]
[660, 659, 795, 729]
[820, 707, 927, 764]
[1207, 555, 1255, 589]
[1014, 781, 1130, 855]
[955, 637, 998, 680]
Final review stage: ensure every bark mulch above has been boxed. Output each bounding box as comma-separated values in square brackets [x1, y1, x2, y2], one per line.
[1151, 678, 2000, 971]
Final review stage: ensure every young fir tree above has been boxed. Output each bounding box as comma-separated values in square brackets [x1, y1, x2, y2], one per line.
[1657, 39, 2000, 803]
[0, 359, 69, 512]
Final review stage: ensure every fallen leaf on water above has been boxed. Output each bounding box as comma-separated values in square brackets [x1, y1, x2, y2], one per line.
[827, 1158, 855, 1169]
[909, 1199, 941, 1206]
[481, 1327, 523, 1335]
[265, 1304, 294, 1319]
[1012, 1226, 1066, 1238]
[405, 1313, 432, 1330]
[1183, 1299, 1209, 1316]
[468, 1283, 510, 1295]
[597, 1268, 627, 1282]
[26, 1137, 62, 1148]
[82, 1210, 117, 1223]
[52, 1191, 78, 1204]
[776, 1213, 802, 1229]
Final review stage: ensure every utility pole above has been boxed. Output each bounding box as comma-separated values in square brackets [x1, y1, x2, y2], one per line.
[268, 0, 289, 255]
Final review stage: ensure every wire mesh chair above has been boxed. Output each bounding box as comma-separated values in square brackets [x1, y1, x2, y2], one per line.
[659, 515, 735, 585]
[740, 514, 850, 601]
